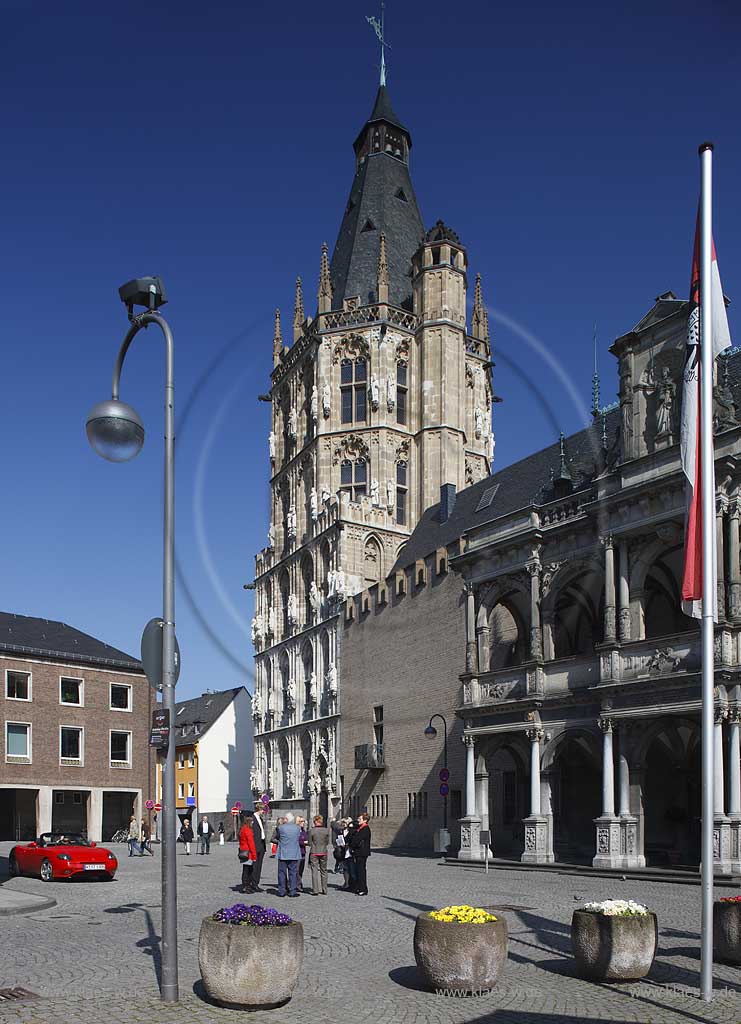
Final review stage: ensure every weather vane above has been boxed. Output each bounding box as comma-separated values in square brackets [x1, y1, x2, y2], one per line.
[366, 1, 389, 86]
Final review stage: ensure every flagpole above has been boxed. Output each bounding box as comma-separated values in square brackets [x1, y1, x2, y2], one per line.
[698, 140, 715, 1004]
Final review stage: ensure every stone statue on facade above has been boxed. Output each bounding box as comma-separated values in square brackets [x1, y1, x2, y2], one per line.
[251, 691, 262, 719]
[386, 478, 395, 509]
[370, 477, 380, 506]
[326, 662, 338, 696]
[287, 504, 297, 540]
[386, 376, 396, 411]
[250, 764, 262, 793]
[655, 367, 675, 438]
[268, 431, 276, 462]
[285, 764, 295, 794]
[251, 615, 263, 647]
[489, 430, 495, 463]
[309, 581, 322, 615]
[310, 487, 319, 521]
[310, 385, 319, 423]
[334, 569, 346, 599]
[285, 678, 296, 711]
[307, 756, 321, 795]
[369, 375, 380, 410]
[267, 523, 275, 549]
[288, 408, 298, 441]
[474, 407, 485, 439]
[322, 380, 331, 418]
[287, 593, 299, 628]
[308, 671, 318, 704]
[321, 485, 331, 504]
[267, 607, 277, 637]
[714, 367, 739, 431]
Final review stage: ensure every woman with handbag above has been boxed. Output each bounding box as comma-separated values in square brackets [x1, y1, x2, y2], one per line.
[238, 813, 258, 893]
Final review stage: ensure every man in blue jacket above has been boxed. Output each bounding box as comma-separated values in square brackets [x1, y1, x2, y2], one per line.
[273, 812, 302, 897]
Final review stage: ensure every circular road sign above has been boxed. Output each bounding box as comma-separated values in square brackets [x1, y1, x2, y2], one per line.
[145, 799, 154, 810]
[154, 802, 162, 813]
[438, 768, 450, 783]
[234, 801, 242, 810]
[140, 618, 181, 691]
[439, 783, 450, 797]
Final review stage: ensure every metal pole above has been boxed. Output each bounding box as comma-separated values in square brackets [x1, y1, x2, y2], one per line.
[112, 312, 178, 1001]
[699, 141, 715, 1004]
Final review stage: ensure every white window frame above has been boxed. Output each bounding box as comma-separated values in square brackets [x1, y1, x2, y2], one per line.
[5, 721, 32, 763]
[178, 751, 185, 769]
[188, 750, 195, 768]
[59, 725, 84, 767]
[177, 782, 185, 800]
[109, 682, 132, 713]
[188, 781, 195, 798]
[5, 669, 32, 702]
[59, 675, 84, 707]
[109, 729, 132, 769]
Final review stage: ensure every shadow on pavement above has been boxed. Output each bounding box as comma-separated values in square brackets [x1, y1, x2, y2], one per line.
[102, 902, 162, 992]
[387, 965, 429, 992]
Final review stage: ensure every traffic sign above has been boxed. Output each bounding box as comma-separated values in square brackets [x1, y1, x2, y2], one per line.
[439, 783, 449, 797]
[186, 796, 196, 807]
[439, 768, 450, 783]
[145, 799, 154, 810]
[233, 801, 242, 810]
[231, 805, 240, 815]
[141, 617, 181, 691]
[154, 802, 162, 813]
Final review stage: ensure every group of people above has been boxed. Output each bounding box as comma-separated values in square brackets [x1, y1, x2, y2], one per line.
[237, 808, 371, 897]
[178, 815, 225, 855]
[127, 815, 153, 857]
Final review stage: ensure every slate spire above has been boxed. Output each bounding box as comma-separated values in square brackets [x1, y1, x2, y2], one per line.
[329, 85, 424, 311]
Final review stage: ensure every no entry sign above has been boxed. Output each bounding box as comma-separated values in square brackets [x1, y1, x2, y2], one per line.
[154, 802, 162, 813]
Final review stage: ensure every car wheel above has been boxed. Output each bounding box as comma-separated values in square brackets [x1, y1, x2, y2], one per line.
[8, 854, 20, 877]
[40, 859, 54, 882]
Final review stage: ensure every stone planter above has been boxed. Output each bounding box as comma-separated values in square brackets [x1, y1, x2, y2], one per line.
[714, 900, 741, 964]
[571, 910, 657, 981]
[198, 916, 303, 1008]
[413, 912, 508, 992]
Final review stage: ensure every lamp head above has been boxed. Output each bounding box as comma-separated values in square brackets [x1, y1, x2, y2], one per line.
[86, 399, 145, 462]
[424, 724, 437, 739]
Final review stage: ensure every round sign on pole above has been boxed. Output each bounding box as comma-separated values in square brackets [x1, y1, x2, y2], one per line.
[141, 617, 181, 691]
[154, 802, 162, 813]
[439, 768, 450, 783]
[234, 801, 242, 810]
[145, 799, 154, 810]
[439, 783, 449, 797]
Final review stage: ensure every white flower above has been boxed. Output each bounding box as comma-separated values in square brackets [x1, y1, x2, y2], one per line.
[581, 899, 649, 917]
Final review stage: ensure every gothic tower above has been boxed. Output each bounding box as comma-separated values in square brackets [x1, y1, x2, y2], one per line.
[250, 84, 496, 818]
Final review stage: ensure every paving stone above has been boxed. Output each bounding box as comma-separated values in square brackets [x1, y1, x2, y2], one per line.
[0, 841, 738, 1024]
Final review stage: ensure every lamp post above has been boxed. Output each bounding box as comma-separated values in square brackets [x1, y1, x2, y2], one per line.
[424, 714, 448, 830]
[86, 276, 179, 1003]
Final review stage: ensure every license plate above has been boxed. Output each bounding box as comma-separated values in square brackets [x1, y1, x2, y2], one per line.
[83, 864, 102, 871]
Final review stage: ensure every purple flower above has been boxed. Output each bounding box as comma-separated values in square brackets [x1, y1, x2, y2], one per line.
[212, 903, 293, 926]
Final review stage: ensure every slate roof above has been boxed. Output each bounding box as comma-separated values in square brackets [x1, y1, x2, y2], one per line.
[330, 86, 424, 311]
[0, 611, 143, 671]
[392, 409, 622, 573]
[173, 686, 244, 745]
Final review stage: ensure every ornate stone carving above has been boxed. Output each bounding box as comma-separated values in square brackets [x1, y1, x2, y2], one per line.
[465, 457, 474, 486]
[251, 691, 262, 719]
[369, 375, 380, 411]
[322, 380, 331, 418]
[714, 365, 740, 431]
[647, 647, 680, 674]
[328, 569, 346, 600]
[287, 505, 297, 540]
[474, 407, 485, 439]
[287, 593, 299, 629]
[267, 608, 276, 637]
[285, 678, 296, 711]
[307, 672, 317, 705]
[386, 375, 396, 410]
[309, 582, 321, 615]
[250, 764, 262, 793]
[268, 431, 276, 462]
[325, 662, 338, 696]
[267, 524, 276, 549]
[251, 614, 264, 647]
[310, 385, 319, 423]
[285, 764, 296, 795]
[310, 488, 319, 522]
[332, 433, 370, 465]
[541, 561, 565, 595]
[332, 333, 370, 364]
[369, 477, 380, 506]
[596, 827, 610, 854]
[288, 408, 298, 441]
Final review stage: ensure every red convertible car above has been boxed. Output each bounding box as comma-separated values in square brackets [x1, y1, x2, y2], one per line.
[9, 833, 118, 882]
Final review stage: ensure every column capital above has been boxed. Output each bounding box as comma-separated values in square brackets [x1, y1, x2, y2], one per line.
[527, 561, 542, 578]
[526, 727, 544, 744]
[463, 581, 475, 597]
[599, 717, 614, 734]
[715, 705, 729, 725]
[728, 498, 741, 520]
[727, 708, 740, 725]
[462, 734, 476, 748]
[600, 533, 614, 549]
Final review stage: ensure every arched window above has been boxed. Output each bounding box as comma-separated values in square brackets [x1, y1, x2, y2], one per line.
[278, 737, 290, 798]
[644, 547, 695, 638]
[489, 602, 526, 670]
[396, 461, 408, 525]
[320, 629, 330, 675]
[265, 659, 272, 707]
[363, 536, 383, 585]
[340, 358, 367, 424]
[279, 570, 290, 639]
[320, 541, 331, 597]
[280, 485, 290, 552]
[301, 641, 313, 710]
[340, 459, 367, 501]
[396, 362, 408, 425]
[301, 554, 314, 626]
[552, 571, 602, 658]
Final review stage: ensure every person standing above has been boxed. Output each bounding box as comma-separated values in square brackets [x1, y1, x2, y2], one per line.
[140, 817, 153, 856]
[350, 812, 372, 896]
[272, 812, 301, 898]
[340, 818, 357, 891]
[218, 821, 225, 846]
[198, 815, 215, 855]
[238, 814, 258, 893]
[330, 815, 344, 873]
[179, 819, 194, 855]
[308, 815, 330, 895]
[296, 816, 308, 891]
[249, 803, 267, 892]
[128, 815, 140, 857]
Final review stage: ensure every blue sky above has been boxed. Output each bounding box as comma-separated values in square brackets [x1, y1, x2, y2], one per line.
[1, 1, 738, 700]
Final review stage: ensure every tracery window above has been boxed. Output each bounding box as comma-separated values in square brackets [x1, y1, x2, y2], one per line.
[396, 362, 408, 425]
[396, 461, 408, 525]
[340, 359, 367, 424]
[340, 459, 367, 502]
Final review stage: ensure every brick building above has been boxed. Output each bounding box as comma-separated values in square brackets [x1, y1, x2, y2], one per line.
[0, 612, 155, 842]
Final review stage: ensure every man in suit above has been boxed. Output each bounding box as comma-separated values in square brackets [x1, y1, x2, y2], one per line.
[197, 815, 215, 855]
[249, 803, 267, 892]
[272, 812, 301, 897]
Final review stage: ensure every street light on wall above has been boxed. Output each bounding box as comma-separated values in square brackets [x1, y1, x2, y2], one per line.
[424, 713, 449, 831]
[85, 275, 179, 1004]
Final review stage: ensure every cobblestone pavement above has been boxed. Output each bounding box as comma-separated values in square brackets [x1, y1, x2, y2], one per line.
[0, 841, 738, 1024]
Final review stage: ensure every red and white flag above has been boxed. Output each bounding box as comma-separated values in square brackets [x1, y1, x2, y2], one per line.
[680, 218, 732, 618]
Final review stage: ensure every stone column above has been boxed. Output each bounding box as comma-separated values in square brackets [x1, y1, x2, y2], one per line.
[88, 788, 103, 842]
[603, 536, 617, 642]
[464, 584, 477, 673]
[522, 727, 552, 863]
[458, 735, 482, 861]
[717, 498, 727, 621]
[529, 565, 543, 659]
[600, 719, 616, 817]
[37, 786, 52, 835]
[728, 500, 741, 622]
[715, 708, 726, 816]
[728, 710, 741, 873]
[618, 730, 630, 817]
[618, 541, 630, 642]
[475, 763, 490, 835]
[714, 707, 733, 874]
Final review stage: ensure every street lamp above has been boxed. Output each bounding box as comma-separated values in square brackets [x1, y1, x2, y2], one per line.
[424, 713, 448, 830]
[86, 276, 179, 1004]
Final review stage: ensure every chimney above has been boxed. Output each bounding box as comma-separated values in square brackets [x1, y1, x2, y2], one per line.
[439, 483, 456, 523]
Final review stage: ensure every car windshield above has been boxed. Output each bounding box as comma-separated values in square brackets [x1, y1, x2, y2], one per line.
[39, 834, 91, 847]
